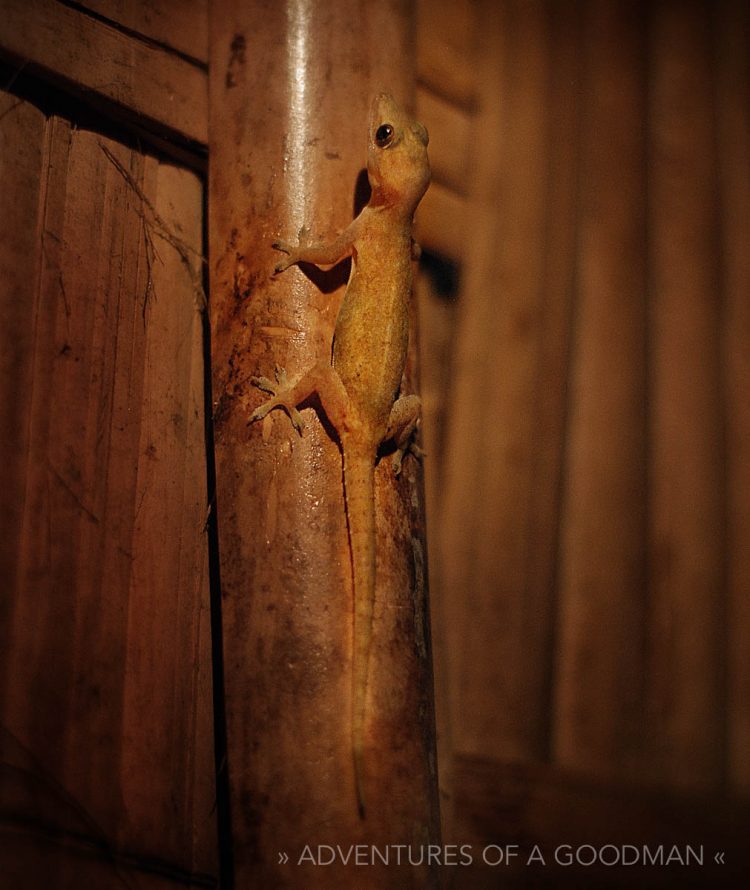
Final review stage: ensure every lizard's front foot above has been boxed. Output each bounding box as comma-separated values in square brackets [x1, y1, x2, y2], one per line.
[272, 226, 311, 274]
[271, 241, 298, 274]
[249, 365, 305, 434]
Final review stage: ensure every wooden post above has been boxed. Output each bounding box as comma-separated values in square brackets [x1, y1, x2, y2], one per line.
[208, 1, 440, 886]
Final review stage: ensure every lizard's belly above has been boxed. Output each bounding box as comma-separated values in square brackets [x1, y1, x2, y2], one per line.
[332, 257, 411, 433]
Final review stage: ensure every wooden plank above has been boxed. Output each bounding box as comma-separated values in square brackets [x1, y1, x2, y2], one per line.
[77, 0, 208, 64]
[208, 1, 440, 885]
[522, 0, 582, 762]
[116, 154, 216, 874]
[716, 0, 750, 796]
[416, 0, 478, 108]
[0, 0, 207, 149]
[553, 0, 648, 781]
[2, 113, 78, 791]
[417, 87, 471, 194]
[644, 0, 725, 792]
[0, 97, 216, 882]
[0, 94, 48, 670]
[436, 0, 551, 763]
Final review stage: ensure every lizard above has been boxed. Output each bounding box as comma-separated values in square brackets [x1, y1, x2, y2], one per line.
[249, 92, 430, 818]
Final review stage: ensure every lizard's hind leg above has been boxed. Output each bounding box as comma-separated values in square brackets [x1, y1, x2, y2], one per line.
[250, 362, 353, 436]
[385, 394, 424, 475]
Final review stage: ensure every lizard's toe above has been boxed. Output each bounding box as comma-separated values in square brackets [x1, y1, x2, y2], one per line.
[251, 375, 277, 395]
[392, 441, 425, 475]
[250, 401, 274, 423]
[274, 365, 289, 386]
[289, 408, 305, 435]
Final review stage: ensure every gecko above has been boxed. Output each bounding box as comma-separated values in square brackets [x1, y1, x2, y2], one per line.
[250, 93, 430, 818]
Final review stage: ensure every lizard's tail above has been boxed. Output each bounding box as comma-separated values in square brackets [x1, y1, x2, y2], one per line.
[342, 438, 376, 820]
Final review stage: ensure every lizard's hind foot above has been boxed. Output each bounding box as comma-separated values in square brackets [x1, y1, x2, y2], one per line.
[249, 365, 305, 434]
[392, 440, 425, 476]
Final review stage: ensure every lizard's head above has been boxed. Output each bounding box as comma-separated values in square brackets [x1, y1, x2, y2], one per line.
[367, 93, 430, 213]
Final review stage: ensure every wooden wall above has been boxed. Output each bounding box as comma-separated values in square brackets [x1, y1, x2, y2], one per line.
[421, 0, 750, 872]
[0, 79, 216, 890]
[2, 0, 749, 885]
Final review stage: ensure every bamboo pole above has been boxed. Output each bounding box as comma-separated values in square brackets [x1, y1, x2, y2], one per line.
[207, 1, 440, 886]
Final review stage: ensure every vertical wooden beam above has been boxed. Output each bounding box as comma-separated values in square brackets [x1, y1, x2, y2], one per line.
[208, 1, 440, 886]
[437, 0, 552, 767]
[553, 0, 648, 779]
[645, 0, 726, 792]
[524, 0, 583, 763]
[0, 94, 47, 648]
[0, 95, 215, 884]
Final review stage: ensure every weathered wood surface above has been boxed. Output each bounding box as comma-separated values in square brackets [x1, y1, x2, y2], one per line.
[437, 0, 556, 765]
[644, 0, 726, 793]
[77, 0, 208, 64]
[431, 0, 750, 822]
[554, 0, 648, 780]
[0, 0, 207, 149]
[208, 0, 440, 886]
[2, 0, 747, 880]
[0, 0, 473, 261]
[0, 90, 216, 887]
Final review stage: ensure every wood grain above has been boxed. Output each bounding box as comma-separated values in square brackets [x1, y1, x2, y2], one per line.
[522, 0, 582, 764]
[77, 0, 208, 64]
[437, 0, 554, 764]
[0, 95, 216, 885]
[644, 0, 725, 792]
[0, 94, 48, 668]
[0, 0, 207, 149]
[553, 0, 648, 780]
[429, 0, 749, 818]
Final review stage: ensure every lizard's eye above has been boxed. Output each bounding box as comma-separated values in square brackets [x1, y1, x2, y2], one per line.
[375, 123, 394, 148]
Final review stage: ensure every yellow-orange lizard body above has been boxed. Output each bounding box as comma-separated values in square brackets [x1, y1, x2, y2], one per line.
[250, 93, 430, 818]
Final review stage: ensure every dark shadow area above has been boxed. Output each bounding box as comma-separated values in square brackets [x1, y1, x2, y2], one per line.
[0, 60, 206, 172]
[419, 250, 460, 303]
[294, 258, 351, 294]
[201, 201, 234, 889]
[353, 167, 370, 217]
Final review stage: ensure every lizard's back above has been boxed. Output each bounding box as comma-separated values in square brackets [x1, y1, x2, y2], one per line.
[332, 212, 413, 437]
